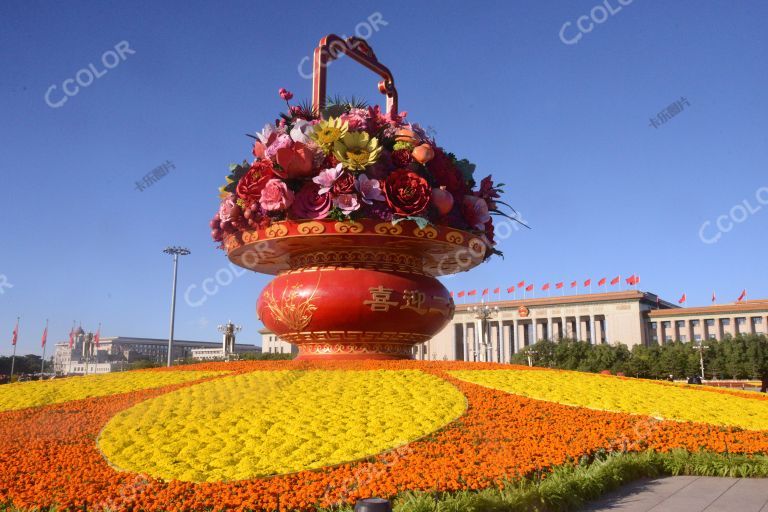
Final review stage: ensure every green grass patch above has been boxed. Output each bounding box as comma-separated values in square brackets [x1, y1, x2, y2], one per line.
[321, 450, 768, 512]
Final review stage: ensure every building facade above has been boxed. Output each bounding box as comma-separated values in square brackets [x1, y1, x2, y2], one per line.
[647, 300, 768, 343]
[258, 291, 768, 362]
[260, 329, 299, 356]
[53, 331, 260, 375]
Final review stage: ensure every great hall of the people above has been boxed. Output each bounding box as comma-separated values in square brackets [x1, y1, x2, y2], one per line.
[261, 291, 768, 362]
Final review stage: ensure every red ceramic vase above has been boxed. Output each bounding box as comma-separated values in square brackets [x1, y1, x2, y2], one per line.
[226, 219, 488, 360]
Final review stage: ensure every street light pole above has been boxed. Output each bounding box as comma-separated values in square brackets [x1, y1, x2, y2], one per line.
[468, 303, 499, 362]
[164, 246, 190, 367]
[697, 340, 707, 380]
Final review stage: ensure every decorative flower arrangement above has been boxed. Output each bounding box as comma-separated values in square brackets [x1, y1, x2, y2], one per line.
[210, 89, 521, 258]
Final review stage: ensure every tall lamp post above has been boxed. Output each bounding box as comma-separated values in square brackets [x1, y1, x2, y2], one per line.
[696, 339, 708, 380]
[163, 246, 190, 367]
[468, 303, 499, 362]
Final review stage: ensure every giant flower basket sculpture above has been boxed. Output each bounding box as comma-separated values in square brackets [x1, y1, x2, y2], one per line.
[211, 34, 517, 360]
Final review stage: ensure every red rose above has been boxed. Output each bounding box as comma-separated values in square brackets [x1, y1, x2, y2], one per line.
[236, 160, 275, 204]
[289, 183, 332, 220]
[391, 148, 412, 167]
[384, 169, 431, 216]
[332, 172, 356, 195]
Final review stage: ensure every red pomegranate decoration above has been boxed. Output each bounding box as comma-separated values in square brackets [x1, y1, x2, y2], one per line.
[212, 35, 515, 360]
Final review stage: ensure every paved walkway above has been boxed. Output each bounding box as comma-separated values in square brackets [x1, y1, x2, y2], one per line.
[581, 476, 768, 511]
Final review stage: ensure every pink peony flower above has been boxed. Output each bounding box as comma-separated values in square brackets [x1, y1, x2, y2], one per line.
[462, 195, 491, 230]
[289, 182, 332, 220]
[312, 163, 343, 195]
[279, 88, 293, 101]
[259, 179, 294, 212]
[264, 133, 292, 161]
[218, 194, 238, 222]
[356, 174, 385, 204]
[340, 108, 369, 131]
[275, 142, 315, 179]
[334, 193, 361, 214]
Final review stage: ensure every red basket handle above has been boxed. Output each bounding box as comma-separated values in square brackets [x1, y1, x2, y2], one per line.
[312, 34, 398, 116]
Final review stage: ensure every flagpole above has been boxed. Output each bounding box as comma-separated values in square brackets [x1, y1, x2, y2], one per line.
[10, 316, 19, 381]
[40, 319, 48, 375]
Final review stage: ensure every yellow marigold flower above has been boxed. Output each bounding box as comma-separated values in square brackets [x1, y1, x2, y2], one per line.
[450, 369, 768, 431]
[310, 117, 349, 147]
[333, 131, 382, 171]
[0, 370, 223, 412]
[98, 369, 465, 482]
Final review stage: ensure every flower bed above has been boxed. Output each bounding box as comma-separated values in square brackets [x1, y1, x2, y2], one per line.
[98, 370, 465, 482]
[0, 370, 222, 412]
[0, 361, 766, 511]
[449, 369, 768, 430]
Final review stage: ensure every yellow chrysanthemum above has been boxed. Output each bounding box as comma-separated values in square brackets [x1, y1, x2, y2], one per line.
[310, 117, 349, 147]
[333, 131, 382, 171]
[0, 370, 223, 412]
[98, 369, 466, 481]
[450, 369, 768, 431]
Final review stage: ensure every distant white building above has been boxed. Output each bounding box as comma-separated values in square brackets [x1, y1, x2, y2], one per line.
[260, 329, 298, 356]
[53, 328, 260, 375]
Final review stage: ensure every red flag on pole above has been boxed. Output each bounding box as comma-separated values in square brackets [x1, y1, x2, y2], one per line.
[678, 293, 686, 304]
[41, 325, 48, 348]
[517, 281, 525, 288]
[584, 279, 591, 287]
[449, 291, 454, 298]
[597, 278, 606, 286]
[457, 291, 466, 298]
[571, 281, 577, 288]
[11, 319, 18, 346]
[525, 284, 534, 292]
[94, 325, 101, 348]
[68, 326, 75, 349]
[481, 288, 489, 296]
[555, 282, 564, 289]
[541, 283, 550, 291]
[737, 289, 747, 302]
[610, 276, 620, 286]
[507, 286, 515, 293]
[467, 290, 477, 296]
[626, 275, 640, 286]
[493, 287, 500, 294]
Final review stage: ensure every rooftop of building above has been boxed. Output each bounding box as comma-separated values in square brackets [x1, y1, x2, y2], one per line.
[454, 290, 679, 312]
[54, 336, 258, 348]
[647, 300, 768, 317]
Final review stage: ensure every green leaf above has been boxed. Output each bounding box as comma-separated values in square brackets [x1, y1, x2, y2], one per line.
[391, 216, 431, 229]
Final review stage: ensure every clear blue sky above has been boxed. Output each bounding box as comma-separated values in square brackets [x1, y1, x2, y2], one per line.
[2, 0, 767, 354]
